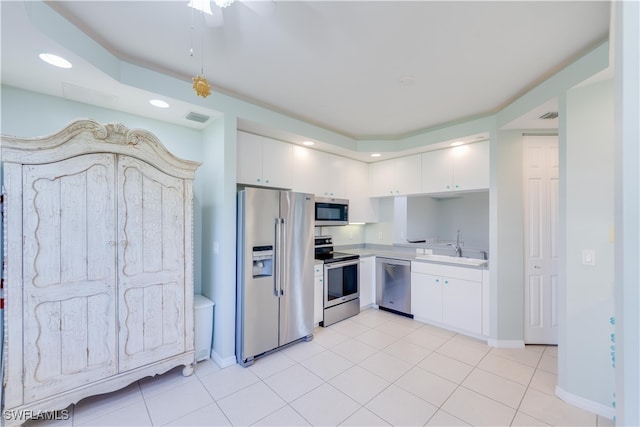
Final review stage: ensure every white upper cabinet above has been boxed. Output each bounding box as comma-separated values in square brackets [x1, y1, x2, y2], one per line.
[344, 158, 377, 223]
[369, 154, 421, 197]
[292, 146, 346, 198]
[421, 140, 489, 194]
[237, 131, 292, 189]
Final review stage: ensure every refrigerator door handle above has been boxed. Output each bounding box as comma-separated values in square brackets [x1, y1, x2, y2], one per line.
[274, 218, 281, 297]
[280, 218, 286, 296]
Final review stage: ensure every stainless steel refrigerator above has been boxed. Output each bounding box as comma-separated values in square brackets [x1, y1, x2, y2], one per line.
[236, 187, 315, 366]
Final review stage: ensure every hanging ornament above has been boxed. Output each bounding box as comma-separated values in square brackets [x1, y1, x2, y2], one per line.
[189, 2, 212, 98]
[192, 74, 211, 98]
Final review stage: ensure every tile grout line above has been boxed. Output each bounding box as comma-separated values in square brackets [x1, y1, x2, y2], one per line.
[507, 345, 552, 427]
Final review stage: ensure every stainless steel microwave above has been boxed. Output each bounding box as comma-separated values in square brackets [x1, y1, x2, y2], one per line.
[315, 197, 349, 226]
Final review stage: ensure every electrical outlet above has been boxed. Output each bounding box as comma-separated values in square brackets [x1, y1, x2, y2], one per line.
[378, 232, 383, 240]
[416, 248, 424, 255]
[424, 249, 433, 255]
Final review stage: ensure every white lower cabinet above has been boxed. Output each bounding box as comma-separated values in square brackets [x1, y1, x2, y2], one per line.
[359, 256, 376, 308]
[411, 262, 484, 335]
[314, 263, 324, 325]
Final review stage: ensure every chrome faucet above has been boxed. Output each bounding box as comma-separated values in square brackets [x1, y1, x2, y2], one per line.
[449, 229, 463, 257]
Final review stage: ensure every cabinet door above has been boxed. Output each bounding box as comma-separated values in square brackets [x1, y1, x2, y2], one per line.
[421, 149, 454, 193]
[410, 272, 442, 323]
[22, 154, 118, 403]
[369, 159, 395, 197]
[344, 158, 377, 223]
[453, 140, 489, 191]
[359, 257, 376, 308]
[321, 152, 346, 198]
[314, 271, 324, 325]
[442, 277, 482, 334]
[262, 136, 293, 189]
[237, 131, 263, 185]
[395, 154, 422, 195]
[117, 156, 186, 371]
[292, 145, 321, 195]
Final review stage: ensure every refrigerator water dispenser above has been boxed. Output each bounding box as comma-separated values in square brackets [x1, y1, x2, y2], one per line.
[252, 246, 273, 277]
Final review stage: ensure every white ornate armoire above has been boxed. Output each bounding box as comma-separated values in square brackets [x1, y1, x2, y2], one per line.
[1, 120, 201, 425]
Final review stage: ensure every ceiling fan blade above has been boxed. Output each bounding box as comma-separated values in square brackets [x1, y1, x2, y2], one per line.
[240, 0, 276, 18]
[203, 10, 224, 27]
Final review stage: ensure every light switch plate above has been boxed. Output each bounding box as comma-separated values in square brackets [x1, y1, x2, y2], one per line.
[582, 249, 596, 266]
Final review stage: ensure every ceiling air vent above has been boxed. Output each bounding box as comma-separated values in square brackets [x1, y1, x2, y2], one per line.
[185, 112, 210, 123]
[539, 111, 559, 120]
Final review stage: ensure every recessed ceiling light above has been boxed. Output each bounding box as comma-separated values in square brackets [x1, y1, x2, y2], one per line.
[39, 53, 72, 69]
[371, 153, 382, 158]
[450, 141, 464, 147]
[150, 99, 170, 108]
[303, 141, 315, 146]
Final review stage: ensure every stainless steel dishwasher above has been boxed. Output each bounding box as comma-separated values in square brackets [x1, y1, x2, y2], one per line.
[376, 257, 412, 317]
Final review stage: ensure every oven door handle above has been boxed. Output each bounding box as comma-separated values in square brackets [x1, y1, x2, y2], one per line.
[324, 259, 360, 269]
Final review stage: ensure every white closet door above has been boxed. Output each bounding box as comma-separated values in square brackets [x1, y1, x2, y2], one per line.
[117, 156, 186, 371]
[523, 136, 559, 344]
[22, 154, 118, 403]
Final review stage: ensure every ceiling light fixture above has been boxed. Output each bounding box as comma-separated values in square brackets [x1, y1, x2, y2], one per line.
[214, 0, 235, 7]
[39, 53, 72, 69]
[303, 141, 315, 146]
[450, 141, 464, 147]
[371, 153, 382, 158]
[187, 0, 212, 15]
[149, 99, 170, 108]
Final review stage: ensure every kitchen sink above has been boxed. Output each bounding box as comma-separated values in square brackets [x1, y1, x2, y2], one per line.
[415, 254, 488, 266]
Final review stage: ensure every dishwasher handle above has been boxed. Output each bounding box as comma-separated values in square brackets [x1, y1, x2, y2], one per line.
[376, 257, 411, 267]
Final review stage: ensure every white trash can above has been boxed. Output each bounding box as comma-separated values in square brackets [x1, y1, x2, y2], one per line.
[194, 295, 214, 362]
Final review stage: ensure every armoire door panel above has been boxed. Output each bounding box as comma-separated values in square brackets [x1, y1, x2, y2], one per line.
[117, 156, 186, 371]
[22, 154, 118, 403]
[120, 283, 184, 370]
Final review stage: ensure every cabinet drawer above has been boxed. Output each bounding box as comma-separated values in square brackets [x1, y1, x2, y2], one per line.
[412, 262, 482, 282]
[314, 263, 324, 277]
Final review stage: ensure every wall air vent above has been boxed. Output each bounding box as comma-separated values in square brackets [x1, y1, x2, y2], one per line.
[185, 112, 210, 123]
[539, 111, 559, 120]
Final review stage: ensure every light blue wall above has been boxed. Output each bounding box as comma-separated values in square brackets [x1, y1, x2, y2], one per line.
[200, 114, 238, 366]
[491, 130, 525, 342]
[558, 78, 615, 411]
[614, 1, 640, 424]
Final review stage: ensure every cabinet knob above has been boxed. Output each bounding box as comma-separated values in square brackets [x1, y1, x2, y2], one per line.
[256, 178, 261, 182]
[265, 179, 270, 183]
[436, 279, 439, 283]
[444, 280, 449, 284]
[446, 185, 450, 189]
[455, 185, 459, 189]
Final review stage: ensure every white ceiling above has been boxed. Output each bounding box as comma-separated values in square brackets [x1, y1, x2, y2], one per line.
[1, 1, 609, 157]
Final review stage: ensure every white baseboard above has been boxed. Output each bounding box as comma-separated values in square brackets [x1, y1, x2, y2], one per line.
[211, 350, 236, 368]
[556, 386, 615, 420]
[487, 339, 525, 348]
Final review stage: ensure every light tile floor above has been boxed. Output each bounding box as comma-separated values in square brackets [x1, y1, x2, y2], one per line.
[26, 308, 615, 427]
